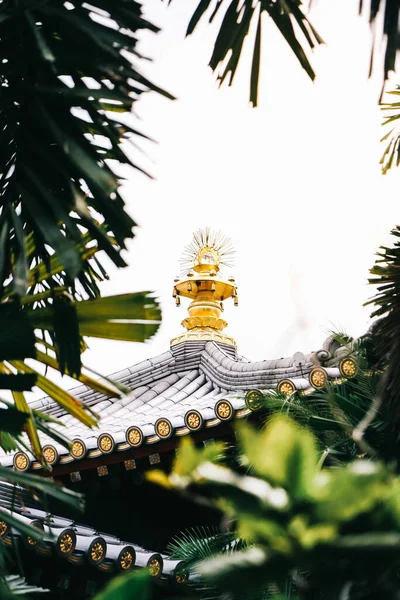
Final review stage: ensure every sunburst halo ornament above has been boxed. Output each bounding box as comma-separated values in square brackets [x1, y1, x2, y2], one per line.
[180, 228, 235, 276]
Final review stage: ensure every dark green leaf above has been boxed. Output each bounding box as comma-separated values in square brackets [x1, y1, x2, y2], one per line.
[0, 375, 36, 392]
[0, 305, 35, 361]
[0, 406, 28, 435]
[94, 569, 151, 600]
[53, 294, 81, 377]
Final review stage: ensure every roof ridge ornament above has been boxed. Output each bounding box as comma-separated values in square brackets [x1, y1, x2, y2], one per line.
[171, 228, 238, 348]
[180, 227, 235, 276]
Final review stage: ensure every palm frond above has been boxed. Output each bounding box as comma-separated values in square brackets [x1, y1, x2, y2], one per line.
[0, 287, 161, 462]
[262, 368, 393, 463]
[176, 0, 400, 107]
[0, 0, 173, 297]
[380, 88, 400, 173]
[359, 0, 399, 84]
[167, 526, 245, 568]
[171, 0, 323, 107]
[366, 226, 400, 429]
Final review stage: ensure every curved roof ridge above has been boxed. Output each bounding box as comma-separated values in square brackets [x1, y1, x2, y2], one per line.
[203, 341, 310, 370]
[198, 340, 342, 390]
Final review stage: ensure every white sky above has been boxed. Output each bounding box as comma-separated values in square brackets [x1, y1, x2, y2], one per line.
[34, 0, 400, 391]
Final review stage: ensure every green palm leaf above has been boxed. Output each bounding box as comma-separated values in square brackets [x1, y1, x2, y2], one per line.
[380, 89, 400, 173]
[0, 0, 173, 298]
[173, 0, 322, 107]
[29, 291, 161, 344]
[168, 526, 244, 566]
[177, 1, 399, 107]
[366, 226, 400, 433]
[359, 0, 399, 83]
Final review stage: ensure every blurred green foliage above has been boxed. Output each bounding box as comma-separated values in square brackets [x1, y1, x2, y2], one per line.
[150, 416, 400, 599]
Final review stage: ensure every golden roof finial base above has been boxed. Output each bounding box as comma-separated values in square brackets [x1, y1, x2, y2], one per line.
[170, 328, 236, 348]
[181, 316, 228, 331]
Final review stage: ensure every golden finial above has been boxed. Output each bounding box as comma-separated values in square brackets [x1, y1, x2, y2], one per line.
[171, 228, 238, 348]
[180, 228, 235, 275]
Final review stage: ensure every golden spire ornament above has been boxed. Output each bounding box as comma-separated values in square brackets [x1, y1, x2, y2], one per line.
[171, 228, 238, 348]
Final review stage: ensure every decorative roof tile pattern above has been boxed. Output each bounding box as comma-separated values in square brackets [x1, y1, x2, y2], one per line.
[0, 338, 355, 471]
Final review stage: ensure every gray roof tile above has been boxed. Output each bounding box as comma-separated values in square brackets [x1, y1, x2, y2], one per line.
[129, 359, 152, 374]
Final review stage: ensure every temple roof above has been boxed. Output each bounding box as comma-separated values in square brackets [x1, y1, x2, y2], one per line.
[0, 231, 360, 595]
[0, 481, 186, 584]
[2, 336, 356, 473]
[0, 230, 358, 473]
